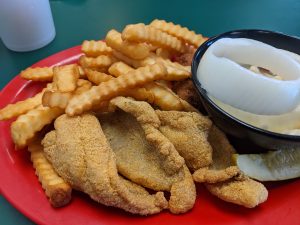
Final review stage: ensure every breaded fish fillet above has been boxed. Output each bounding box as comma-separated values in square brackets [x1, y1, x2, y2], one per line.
[206, 174, 268, 208]
[42, 113, 168, 215]
[193, 126, 268, 208]
[193, 125, 240, 183]
[99, 97, 196, 214]
[156, 110, 213, 171]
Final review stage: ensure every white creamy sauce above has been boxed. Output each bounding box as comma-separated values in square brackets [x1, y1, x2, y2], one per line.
[197, 38, 300, 115]
[198, 38, 300, 135]
[210, 95, 300, 134]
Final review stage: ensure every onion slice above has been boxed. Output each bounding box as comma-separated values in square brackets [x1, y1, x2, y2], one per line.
[197, 38, 300, 115]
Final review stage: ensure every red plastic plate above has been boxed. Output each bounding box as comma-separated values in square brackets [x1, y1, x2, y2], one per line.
[0, 46, 299, 225]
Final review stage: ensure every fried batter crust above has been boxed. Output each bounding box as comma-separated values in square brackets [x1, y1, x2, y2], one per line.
[42, 114, 168, 215]
[102, 97, 196, 214]
[156, 110, 213, 171]
[193, 126, 268, 207]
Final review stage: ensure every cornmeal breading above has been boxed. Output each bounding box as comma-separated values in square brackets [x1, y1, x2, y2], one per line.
[193, 126, 268, 207]
[100, 97, 196, 214]
[156, 110, 213, 171]
[42, 113, 168, 215]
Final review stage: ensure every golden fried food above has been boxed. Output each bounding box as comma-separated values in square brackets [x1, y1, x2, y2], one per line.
[193, 125, 239, 183]
[66, 63, 167, 116]
[110, 97, 185, 173]
[42, 79, 92, 109]
[206, 174, 268, 208]
[155, 79, 172, 89]
[3, 20, 274, 214]
[78, 66, 86, 79]
[85, 68, 113, 84]
[122, 23, 185, 53]
[155, 47, 173, 59]
[149, 19, 206, 47]
[74, 79, 92, 95]
[112, 51, 162, 69]
[193, 166, 240, 183]
[108, 63, 175, 109]
[11, 106, 64, 149]
[157, 60, 191, 81]
[28, 139, 72, 207]
[53, 64, 80, 92]
[0, 91, 44, 120]
[156, 57, 191, 74]
[79, 55, 117, 69]
[20, 67, 53, 82]
[193, 126, 268, 208]
[108, 61, 134, 77]
[42, 113, 168, 215]
[173, 52, 195, 66]
[106, 29, 150, 60]
[112, 50, 145, 68]
[81, 40, 112, 57]
[156, 110, 213, 170]
[112, 51, 190, 81]
[99, 97, 196, 213]
[145, 82, 184, 111]
[42, 91, 72, 109]
[173, 79, 203, 110]
[120, 87, 154, 103]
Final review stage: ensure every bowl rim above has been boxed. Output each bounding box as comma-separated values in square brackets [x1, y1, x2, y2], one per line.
[191, 29, 300, 142]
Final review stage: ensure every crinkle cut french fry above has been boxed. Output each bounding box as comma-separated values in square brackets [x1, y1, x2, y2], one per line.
[74, 79, 92, 95]
[155, 48, 173, 59]
[66, 63, 167, 116]
[42, 91, 72, 109]
[159, 62, 190, 81]
[112, 52, 190, 80]
[112, 50, 190, 80]
[112, 51, 157, 68]
[145, 82, 183, 110]
[28, 140, 72, 208]
[11, 106, 64, 149]
[156, 57, 191, 73]
[81, 40, 112, 57]
[112, 50, 142, 68]
[122, 23, 185, 53]
[79, 55, 117, 69]
[0, 90, 44, 120]
[85, 68, 113, 84]
[53, 64, 80, 92]
[139, 53, 190, 74]
[91, 100, 114, 112]
[121, 87, 155, 103]
[106, 29, 150, 60]
[78, 66, 86, 79]
[42, 79, 93, 109]
[155, 80, 172, 89]
[108, 62, 134, 77]
[149, 57, 190, 80]
[149, 19, 206, 47]
[20, 67, 53, 82]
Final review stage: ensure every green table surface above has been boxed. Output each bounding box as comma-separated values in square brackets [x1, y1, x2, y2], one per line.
[1, 0, 300, 224]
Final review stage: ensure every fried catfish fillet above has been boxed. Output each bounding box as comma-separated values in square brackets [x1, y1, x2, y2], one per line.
[98, 97, 196, 214]
[156, 110, 213, 171]
[42, 114, 167, 215]
[193, 125, 240, 183]
[193, 126, 268, 208]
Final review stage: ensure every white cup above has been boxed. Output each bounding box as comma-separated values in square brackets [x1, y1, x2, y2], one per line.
[0, 0, 56, 52]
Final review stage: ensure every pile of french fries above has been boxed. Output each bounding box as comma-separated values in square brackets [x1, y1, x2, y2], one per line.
[0, 19, 206, 207]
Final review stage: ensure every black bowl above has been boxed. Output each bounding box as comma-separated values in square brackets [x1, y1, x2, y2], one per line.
[191, 29, 300, 150]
